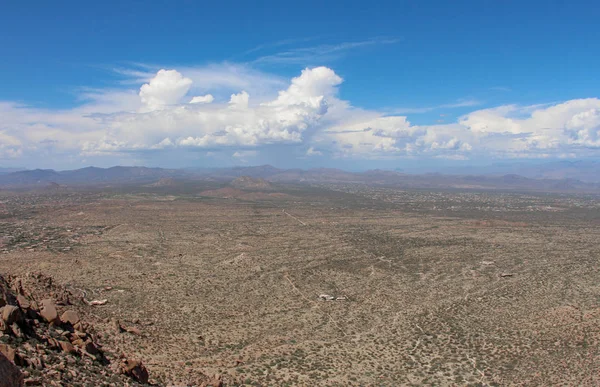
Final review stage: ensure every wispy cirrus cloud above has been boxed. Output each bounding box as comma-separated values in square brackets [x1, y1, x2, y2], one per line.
[251, 37, 401, 65]
[238, 37, 321, 57]
[111, 67, 156, 85]
[440, 99, 482, 108]
[490, 86, 512, 92]
[387, 99, 482, 115]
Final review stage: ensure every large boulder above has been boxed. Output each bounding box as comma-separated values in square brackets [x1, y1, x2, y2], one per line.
[15, 295, 29, 309]
[58, 340, 76, 354]
[1, 305, 22, 325]
[0, 344, 17, 363]
[0, 351, 24, 387]
[122, 359, 149, 384]
[60, 310, 80, 325]
[39, 299, 58, 323]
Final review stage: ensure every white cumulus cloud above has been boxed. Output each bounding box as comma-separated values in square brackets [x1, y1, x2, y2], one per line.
[82, 67, 341, 153]
[229, 91, 249, 108]
[1, 63, 600, 167]
[189, 94, 214, 104]
[319, 98, 600, 159]
[139, 69, 193, 111]
[306, 147, 322, 156]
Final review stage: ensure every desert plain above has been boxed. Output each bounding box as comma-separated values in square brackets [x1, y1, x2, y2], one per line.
[0, 179, 599, 386]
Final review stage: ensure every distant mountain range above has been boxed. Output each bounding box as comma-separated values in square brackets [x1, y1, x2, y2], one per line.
[0, 167, 25, 175]
[0, 166, 187, 186]
[0, 164, 599, 192]
[432, 160, 600, 183]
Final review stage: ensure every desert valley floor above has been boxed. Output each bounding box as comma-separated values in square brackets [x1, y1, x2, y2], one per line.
[1, 182, 599, 386]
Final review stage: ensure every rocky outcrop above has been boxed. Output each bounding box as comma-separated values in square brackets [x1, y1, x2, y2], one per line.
[0, 351, 23, 387]
[121, 359, 149, 384]
[39, 298, 58, 323]
[0, 272, 151, 386]
[60, 310, 79, 325]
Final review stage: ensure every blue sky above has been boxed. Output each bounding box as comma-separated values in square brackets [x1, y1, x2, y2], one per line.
[1, 0, 599, 170]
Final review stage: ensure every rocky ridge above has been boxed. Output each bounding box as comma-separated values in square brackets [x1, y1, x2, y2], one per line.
[0, 272, 151, 386]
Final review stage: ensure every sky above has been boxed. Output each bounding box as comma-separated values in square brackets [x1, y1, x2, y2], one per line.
[1, 0, 600, 171]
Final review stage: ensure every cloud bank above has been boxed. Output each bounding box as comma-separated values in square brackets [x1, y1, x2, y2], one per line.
[1, 64, 599, 166]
